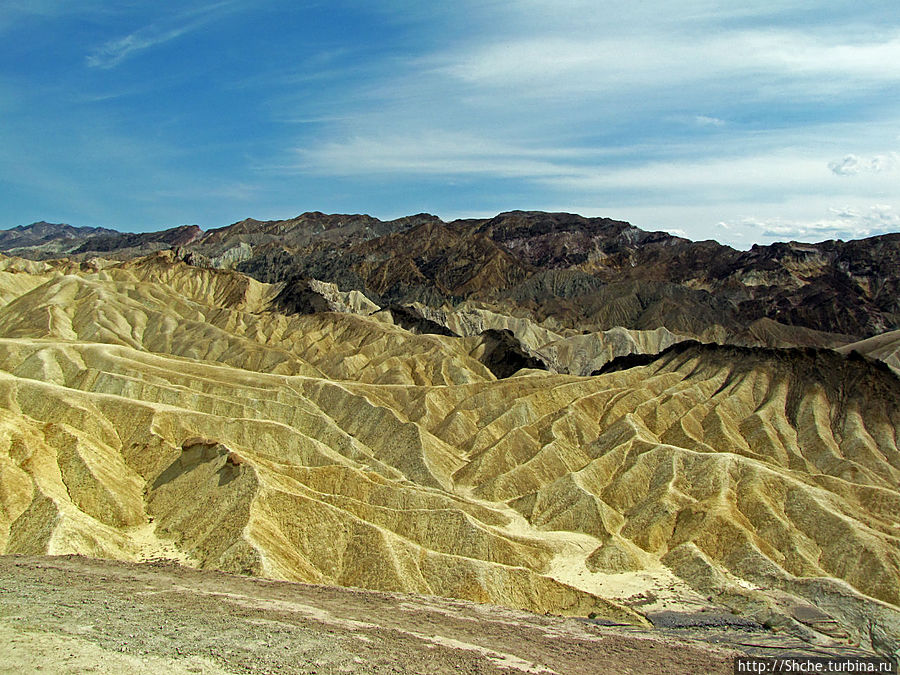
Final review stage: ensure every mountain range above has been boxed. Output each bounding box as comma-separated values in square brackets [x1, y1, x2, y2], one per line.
[9, 211, 898, 345]
[0, 211, 897, 661]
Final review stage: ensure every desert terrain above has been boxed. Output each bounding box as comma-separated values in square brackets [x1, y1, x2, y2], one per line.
[0, 212, 897, 668]
[3, 555, 884, 674]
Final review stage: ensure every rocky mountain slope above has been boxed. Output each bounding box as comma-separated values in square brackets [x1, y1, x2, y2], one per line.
[0, 250, 896, 658]
[4, 212, 899, 345]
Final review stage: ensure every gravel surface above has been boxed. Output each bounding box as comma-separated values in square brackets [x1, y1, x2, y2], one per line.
[0, 555, 875, 674]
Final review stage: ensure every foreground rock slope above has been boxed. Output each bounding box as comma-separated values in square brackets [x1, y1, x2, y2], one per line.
[1, 555, 746, 675]
[0, 251, 896, 659]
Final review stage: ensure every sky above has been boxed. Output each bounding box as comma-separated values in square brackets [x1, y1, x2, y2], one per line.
[1, 1, 899, 248]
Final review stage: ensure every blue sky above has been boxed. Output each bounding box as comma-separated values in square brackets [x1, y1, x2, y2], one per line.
[1, 1, 899, 248]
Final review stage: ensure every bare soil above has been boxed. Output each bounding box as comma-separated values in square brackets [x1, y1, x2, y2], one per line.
[0, 555, 874, 674]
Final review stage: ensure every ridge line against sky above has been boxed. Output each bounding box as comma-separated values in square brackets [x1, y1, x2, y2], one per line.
[1, 0, 898, 248]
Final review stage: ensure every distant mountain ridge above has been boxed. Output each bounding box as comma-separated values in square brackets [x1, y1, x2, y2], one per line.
[0, 221, 200, 257]
[0, 221, 118, 250]
[2, 210, 898, 342]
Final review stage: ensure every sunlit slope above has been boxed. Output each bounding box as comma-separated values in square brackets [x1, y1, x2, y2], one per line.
[0, 252, 496, 385]
[0, 339, 640, 623]
[408, 344, 900, 648]
[839, 330, 900, 375]
[0, 253, 896, 654]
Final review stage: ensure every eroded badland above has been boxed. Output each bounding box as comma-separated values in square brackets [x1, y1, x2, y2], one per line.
[0, 212, 898, 668]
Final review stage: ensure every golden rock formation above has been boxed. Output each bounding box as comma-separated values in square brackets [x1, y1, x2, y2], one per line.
[0, 252, 897, 657]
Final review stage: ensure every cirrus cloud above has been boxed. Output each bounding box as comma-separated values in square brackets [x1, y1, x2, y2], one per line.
[86, 1, 240, 69]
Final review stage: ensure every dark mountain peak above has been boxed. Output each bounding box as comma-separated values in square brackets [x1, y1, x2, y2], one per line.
[21, 220, 69, 229]
[488, 211, 663, 245]
[163, 224, 204, 245]
[201, 218, 272, 241]
[17, 221, 68, 232]
[201, 212, 436, 250]
[478, 210, 603, 234]
[11, 221, 116, 237]
[475, 211, 693, 250]
[286, 212, 379, 228]
[386, 212, 442, 227]
[360, 217, 513, 261]
[468, 210, 685, 270]
[235, 217, 267, 228]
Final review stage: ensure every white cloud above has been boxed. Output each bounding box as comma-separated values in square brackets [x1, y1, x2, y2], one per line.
[722, 205, 900, 243]
[295, 128, 841, 193]
[294, 130, 899, 222]
[828, 153, 899, 176]
[435, 29, 900, 101]
[695, 116, 726, 127]
[538, 153, 830, 193]
[87, 26, 194, 69]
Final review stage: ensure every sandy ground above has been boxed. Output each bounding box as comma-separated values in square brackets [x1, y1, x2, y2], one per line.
[0, 555, 878, 674]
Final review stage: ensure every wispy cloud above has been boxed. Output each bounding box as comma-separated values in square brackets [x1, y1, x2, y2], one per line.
[537, 153, 830, 194]
[292, 132, 604, 178]
[0, 1, 72, 30]
[293, 130, 896, 207]
[86, 2, 238, 69]
[87, 26, 195, 69]
[435, 30, 900, 101]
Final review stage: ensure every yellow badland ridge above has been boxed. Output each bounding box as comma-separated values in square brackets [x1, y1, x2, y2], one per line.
[0, 251, 897, 657]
